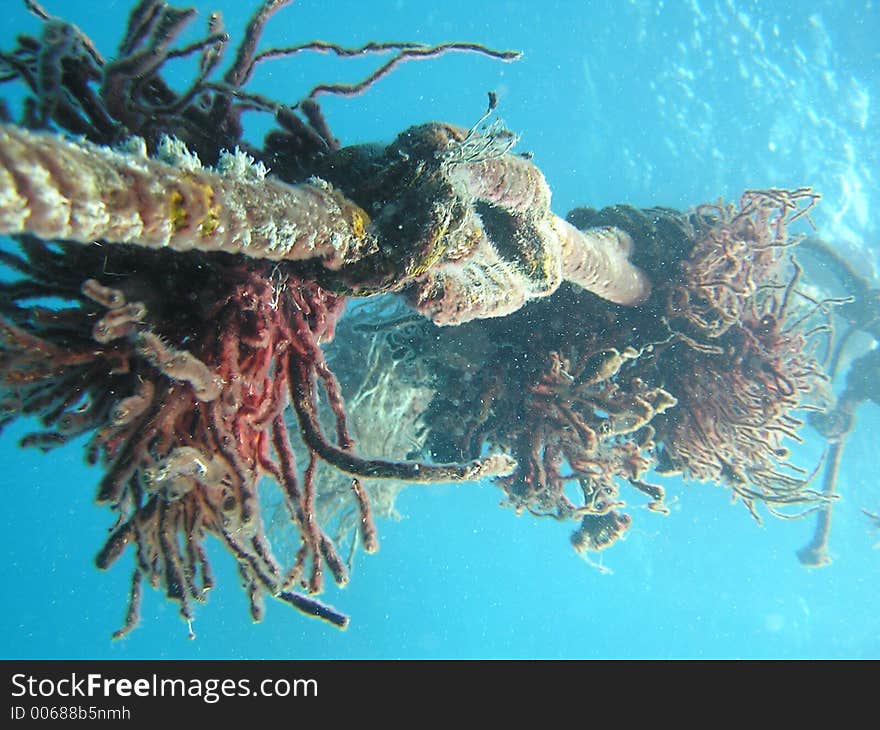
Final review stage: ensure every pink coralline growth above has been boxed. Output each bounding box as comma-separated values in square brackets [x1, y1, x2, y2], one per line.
[652, 189, 831, 516]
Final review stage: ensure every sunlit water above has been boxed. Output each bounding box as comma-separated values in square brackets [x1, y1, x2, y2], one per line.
[1, 0, 877, 659]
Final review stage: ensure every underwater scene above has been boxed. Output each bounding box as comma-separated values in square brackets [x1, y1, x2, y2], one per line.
[0, 0, 877, 659]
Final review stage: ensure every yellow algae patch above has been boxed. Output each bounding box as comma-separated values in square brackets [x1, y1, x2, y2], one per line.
[347, 202, 370, 239]
[168, 189, 187, 232]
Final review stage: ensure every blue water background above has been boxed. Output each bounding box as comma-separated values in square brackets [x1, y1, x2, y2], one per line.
[1, 0, 878, 659]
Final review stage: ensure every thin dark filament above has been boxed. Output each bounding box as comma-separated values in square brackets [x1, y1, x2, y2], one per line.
[307, 42, 521, 99]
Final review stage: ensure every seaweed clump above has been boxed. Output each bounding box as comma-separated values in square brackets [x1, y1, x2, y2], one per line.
[395, 190, 834, 561]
